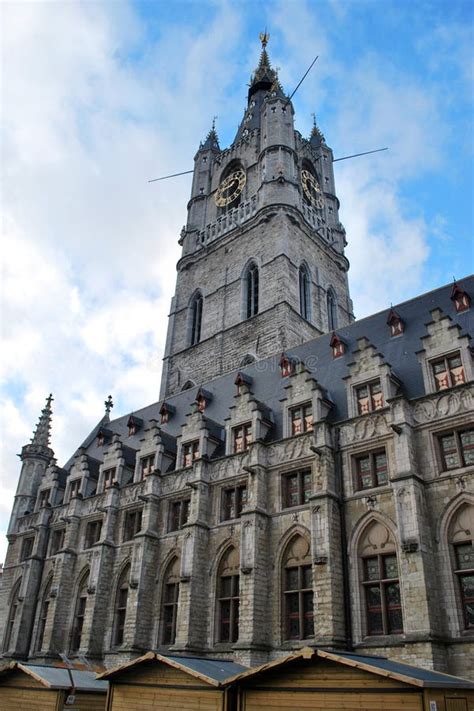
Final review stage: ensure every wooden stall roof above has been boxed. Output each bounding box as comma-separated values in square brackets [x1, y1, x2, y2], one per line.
[0, 662, 108, 693]
[97, 651, 247, 687]
[225, 647, 474, 690]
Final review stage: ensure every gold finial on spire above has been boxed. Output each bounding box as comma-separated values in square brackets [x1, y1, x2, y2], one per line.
[259, 30, 270, 48]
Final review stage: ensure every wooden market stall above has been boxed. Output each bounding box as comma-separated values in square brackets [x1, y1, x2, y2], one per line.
[0, 661, 108, 711]
[98, 651, 247, 711]
[227, 647, 474, 711]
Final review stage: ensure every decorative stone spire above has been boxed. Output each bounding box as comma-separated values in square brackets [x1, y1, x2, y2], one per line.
[310, 113, 326, 147]
[31, 393, 53, 448]
[200, 116, 220, 151]
[248, 32, 284, 101]
[104, 394, 114, 420]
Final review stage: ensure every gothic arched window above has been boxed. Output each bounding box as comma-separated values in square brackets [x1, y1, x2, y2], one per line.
[71, 570, 89, 652]
[327, 287, 337, 330]
[161, 557, 180, 645]
[217, 547, 240, 643]
[299, 265, 310, 320]
[190, 292, 203, 346]
[449, 504, 474, 629]
[113, 564, 130, 646]
[358, 520, 403, 636]
[36, 576, 53, 651]
[3, 578, 21, 652]
[282, 535, 314, 640]
[244, 262, 259, 319]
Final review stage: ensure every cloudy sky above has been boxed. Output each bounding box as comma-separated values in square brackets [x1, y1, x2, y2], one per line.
[1, 0, 473, 563]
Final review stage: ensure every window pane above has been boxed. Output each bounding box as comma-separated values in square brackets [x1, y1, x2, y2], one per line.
[286, 568, 299, 591]
[357, 386, 369, 414]
[386, 582, 401, 605]
[384, 555, 398, 580]
[367, 609, 383, 635]
[456, 544, 474, 571]
[164, 582, 177, 603]
[460, 575, 474, 600]
[440, 434, 460, 470]
[302, 473, 312, 502]
[220, 576, 232, 598]
[460, 431, 474, 466]
[357, 456, 372, 489]
[375, 452, 388, 485]
[291, 409, 302, 435]
[302, 565, 313, 589]
[387, 607, 403, 634]
[366, 585, 381, 607]
[364, 557, 380, 581]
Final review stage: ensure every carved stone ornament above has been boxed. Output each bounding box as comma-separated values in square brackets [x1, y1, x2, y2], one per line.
[365, 495, 377, 510]
[314, 555, 328, 565]
[402, 539, 419, 553]
[129, 579, 139, 589]
[87, 585, 96, 595]
[241, 566, 253, 575]
[413, 387, 473, 424]
[266, 436, 310, 466]
[340, 414, 389, 446]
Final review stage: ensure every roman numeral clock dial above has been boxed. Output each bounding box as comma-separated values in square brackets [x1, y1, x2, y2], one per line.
[301, 169, 323, 209]
[215, 169, 246, 207]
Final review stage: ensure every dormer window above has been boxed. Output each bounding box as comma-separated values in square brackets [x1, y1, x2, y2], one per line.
[451, 282, 471, 313]
[330, 332, 345, 358]
[233, 423, 252, 453]
[69, 479, 81, 499]
[355, 380, 384, 415]
[387, 309, 404, 337]
[280, 353, 294, 378]
[290, 403, 313, 436]
[97, 431, 105, 446]
[432, 353, 465, 391]
[39, 489, 51, 508]
[195, 388, 211, 413]
[127, 418, 137, 437]
[235, 372, 252, 396]
[182, 440, 199, 468]
[103, 468, 115, 490]
[139, 454, 155, 479]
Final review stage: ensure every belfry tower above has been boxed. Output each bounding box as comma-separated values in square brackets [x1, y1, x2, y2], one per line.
[160, 35, 353, 397]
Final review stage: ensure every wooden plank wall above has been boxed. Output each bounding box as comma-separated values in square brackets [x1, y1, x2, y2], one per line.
[242, 688, 423, 710]
[108, 685, 224, 711]
[0, 686, 58, 711]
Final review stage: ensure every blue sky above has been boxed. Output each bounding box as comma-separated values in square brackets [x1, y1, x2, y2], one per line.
[1, 0, 473, 562]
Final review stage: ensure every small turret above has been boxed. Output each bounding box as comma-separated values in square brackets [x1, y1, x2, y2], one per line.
[309, 114, 326, 149]
[8, 395, 55, 533]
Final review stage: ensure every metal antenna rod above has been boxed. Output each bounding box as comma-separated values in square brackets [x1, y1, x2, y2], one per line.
[284, 55, 319, 108]
[149, 169, 194, 183]
[333, 147, 388, 163]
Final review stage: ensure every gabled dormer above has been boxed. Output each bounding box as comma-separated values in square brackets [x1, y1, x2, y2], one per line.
[134, 419, 177, 481]
[224, 374, 273, 455]
[345, 337, 401, 418]
[97, 434, 136, 493]
[280, 359, 333, 439]
[176, 402, 225, 469]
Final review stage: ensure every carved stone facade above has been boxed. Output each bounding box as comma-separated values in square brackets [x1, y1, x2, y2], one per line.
[0, 41, 473, 680]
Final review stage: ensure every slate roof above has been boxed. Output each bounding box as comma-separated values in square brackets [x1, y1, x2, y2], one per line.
[0, 662, 108, 692]
[66, 276, 473, 471]
[98, 651, 247, 686]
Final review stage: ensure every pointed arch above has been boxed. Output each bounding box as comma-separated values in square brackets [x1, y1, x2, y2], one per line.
[240, 353, 256, 367]
[71, 568, 90, 652]
[352, 517, 403, 638]
[327, 286, 337, 330]
[299, 263, 311, 321]
[188, 291, 203, 346]
[36, 574, 53, 652]
[3, 577, 22, 652]
[181, 379, 196, 392]
[280, 532, 314, 641]
[216, 545, 240, 643]
[113, 562, 130, 647]
[242, 260, 259, 319]
[160, 556, 180, 646]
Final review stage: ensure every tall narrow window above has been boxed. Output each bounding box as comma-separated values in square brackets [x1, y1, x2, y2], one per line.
[359, 521, 403, 636]
[282, 536, 314, 640]
[217, 547, 240, 643]
[36, 577, 52, 651]
[246, 263, 259, 318]
[299, 265, 310, 320]
[161, 558, 180, 645]
[432, 353, 465, 391]
[449, 504, 474, 630]
[114, 565, 130, 646]
[3, 578, 21, 652]
[71, 571, 89, 652]
[232, 423, 252, 453]
[190, 293, 203, 346]
[327, 288, 337, 330]
[356, 380, 384, 415]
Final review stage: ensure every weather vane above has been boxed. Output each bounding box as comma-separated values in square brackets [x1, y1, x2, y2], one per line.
[259, 30, 269, 48]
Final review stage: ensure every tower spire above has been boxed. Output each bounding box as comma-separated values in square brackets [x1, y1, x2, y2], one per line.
[200, 116, 220, 151]
[248, 31, 284, 103]
[310, 112, 326, 147]
[31, 393, 53, 448]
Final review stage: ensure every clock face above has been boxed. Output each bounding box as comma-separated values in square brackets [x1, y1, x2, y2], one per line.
[215, 169, 246, 207]
[301, 169, 323, 209]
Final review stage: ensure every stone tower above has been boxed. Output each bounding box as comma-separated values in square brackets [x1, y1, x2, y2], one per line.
[160, 36, 353, 398]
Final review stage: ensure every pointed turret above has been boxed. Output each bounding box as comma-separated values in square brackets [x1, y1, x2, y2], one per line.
[200, 117, 220, 152]
[248, 31, 285, 102]
[30, 393, 53, 449]
[310, 113, 326, 148]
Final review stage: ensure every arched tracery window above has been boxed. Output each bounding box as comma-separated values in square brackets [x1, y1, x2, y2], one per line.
[3, 578, 22, 652]
[449, 504, 474, 629]
[161, 557, 180, 645]
[71, 570, 89, 652]
[358, 520, 403, 636]
[299, 265, 310, 320]
[282, 535, 314, 640]
[327, 287, 337, 330]
[190, 292, 203, 346]
[113, 564, 130, 646]
[217, 547, 240, 643]
[244, 262, 259, 319]
[36, 576, 53, 651]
